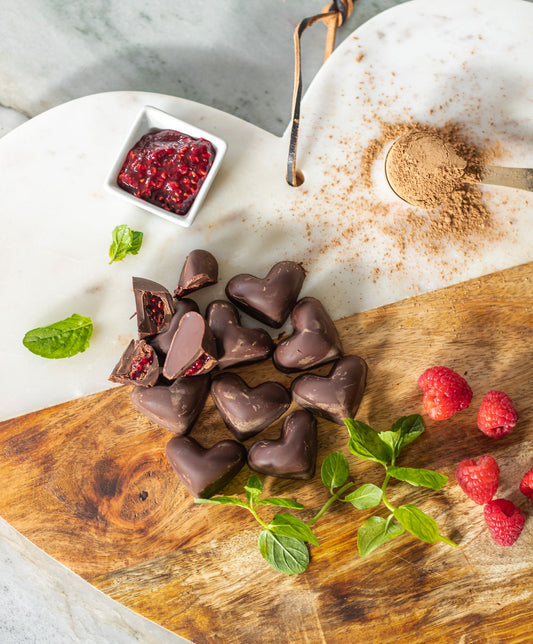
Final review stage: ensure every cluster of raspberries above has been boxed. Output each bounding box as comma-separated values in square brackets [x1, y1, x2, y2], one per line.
[418, 365, 530, 547]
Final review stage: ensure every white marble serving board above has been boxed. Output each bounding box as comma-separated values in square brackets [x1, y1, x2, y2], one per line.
[1, 0, 532, 422]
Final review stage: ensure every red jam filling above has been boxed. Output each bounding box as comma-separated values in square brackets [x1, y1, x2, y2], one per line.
[130, 350, 154, 380]
[183, 353, 212, 376]
[117, 129, 216, 216]
[145, 294, 165, 329]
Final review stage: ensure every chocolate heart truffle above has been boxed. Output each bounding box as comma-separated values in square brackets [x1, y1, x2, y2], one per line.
[211, 373, 290, 441]
[273, 297, 343, 372]
[133, 277, 175, 338]
[225, 261, 306, 328]
[131, 373, 210, 434]
[109, 339, 159, 387]
[163, 311, 218, 379]
[206, 300, 273, 369]
[247, 409, 317, 480]
[174, 249, 218, 297]
[150, 298, 199, 358]
[165, 435, 247, 498]
[291, 355, 368, 425]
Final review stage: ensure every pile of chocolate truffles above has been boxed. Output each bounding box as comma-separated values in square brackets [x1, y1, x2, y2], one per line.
[110, 250, 367, 499]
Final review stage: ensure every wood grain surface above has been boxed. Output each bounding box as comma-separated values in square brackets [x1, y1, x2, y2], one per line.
[2, 262, 533, 644]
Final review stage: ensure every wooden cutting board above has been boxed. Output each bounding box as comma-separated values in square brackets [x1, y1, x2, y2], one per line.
[2, 260, 532, 644]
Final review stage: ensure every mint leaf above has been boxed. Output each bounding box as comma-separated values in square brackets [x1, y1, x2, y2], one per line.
[194, 496, 248, 508]
[393, 504, 440, 543]
[357, 516, 404, 557]
[258, 530, 309, 574]
[387, 466, 448, 490]
[344, 483, 382, 510]
[244, 475, 263, 505]
[109, 224, 143, 263]
[23, 314, 93, 359]
[269, 513, 318, 545]
[379, 414, 424, 460]
[344, 418, 392, 466]
[129, 230, 143, 254]
[321, 451, 350, 490]
[256, 498, 305, 509]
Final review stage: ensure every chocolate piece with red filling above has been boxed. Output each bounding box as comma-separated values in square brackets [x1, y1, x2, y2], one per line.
[162, 311, 218, 379]
[109, 338, 159, 387]
[131, 373, 210, 434]
[150, 298, 199, 358]
[165, 435, 247, 498]
[273, 297, 343, 372]
[247, 409, 317, 480]
[206, 300, 273, 369]
[133, 277, 175, 338]
[225, 261, 306, 328]
[174, 249, 218, 298]
[211, 373, 290, 441]
[291, 355, 368, 425]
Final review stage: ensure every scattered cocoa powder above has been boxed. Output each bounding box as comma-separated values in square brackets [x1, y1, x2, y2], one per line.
[360, 120, 500, 251]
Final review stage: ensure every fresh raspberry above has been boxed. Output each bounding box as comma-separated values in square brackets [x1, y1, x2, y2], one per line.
[477, 390, 518, 438]
[483, 499, 525, 546]
[417, 366, 473, 420]
[455, 455, 499, 505]
[519, 467, 533, 501]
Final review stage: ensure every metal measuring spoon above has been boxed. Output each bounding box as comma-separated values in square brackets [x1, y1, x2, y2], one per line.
[385, 131, 533, 207]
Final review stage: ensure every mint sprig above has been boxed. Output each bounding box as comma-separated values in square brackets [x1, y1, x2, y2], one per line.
[108, 224, 143, 264]
[344, 414, 457, 553]
[22, 313, 93, 359]
[194, 413, 457, 575]
[195, 475, 315, 575]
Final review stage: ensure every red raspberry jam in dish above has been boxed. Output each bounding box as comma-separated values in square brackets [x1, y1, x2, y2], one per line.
[117, 129, 216, 216]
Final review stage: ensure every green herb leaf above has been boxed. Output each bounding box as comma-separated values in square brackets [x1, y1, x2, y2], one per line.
[269, 513, 319, 545]
[22, 314, 93, 359]
[357, 515, 405, 557]
[109, 224, 144, 263]
[344, 418, 392, 466]
[387, 466, 448, 490]
[244, 475, 263, 505]
[129, 230, 143, 254]
[256, 498, 305, 509]
[379, 414, 425, 459]
[258, 530, 309, 575]
[344, 483, 383, 510]
[393, 504, 440, 543]
[321, 451, 350, 490]
[194, 496, 248, 508]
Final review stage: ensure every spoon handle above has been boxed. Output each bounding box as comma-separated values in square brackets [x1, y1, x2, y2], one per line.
[480, 165, 533, 192]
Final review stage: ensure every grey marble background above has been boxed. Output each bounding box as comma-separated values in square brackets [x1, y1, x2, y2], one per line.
[0, 0, 496, 642]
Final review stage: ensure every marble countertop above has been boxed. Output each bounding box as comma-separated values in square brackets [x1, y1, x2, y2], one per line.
[2, 1, 531, 642]
[0, 2, 407, 642]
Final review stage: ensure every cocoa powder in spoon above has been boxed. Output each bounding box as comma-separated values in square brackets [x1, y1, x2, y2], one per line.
[361, 121, 496, 246]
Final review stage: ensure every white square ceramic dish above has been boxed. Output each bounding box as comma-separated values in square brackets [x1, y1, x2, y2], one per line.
[105, 105, 227, 227]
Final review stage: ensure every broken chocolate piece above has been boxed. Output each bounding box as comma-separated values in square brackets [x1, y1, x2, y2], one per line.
[165, 435, 247, 498]
[247, 409, 317, 480]
[133, 277, 175, 338]
[150, 298, 199, 358]
[162, 311, 218, 379]
[174, 249, 218, 297]
[291, 355, 368, 425]
[206, 300, 273, 369]
[109, 339, 159, 387]
[273, 297, 343, 372]
[225, 261, 306, 328]
[211, 373, 290, 441]
[131, 373, 210, 434]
